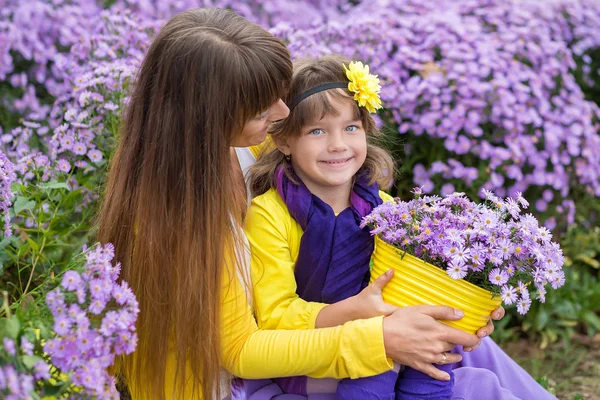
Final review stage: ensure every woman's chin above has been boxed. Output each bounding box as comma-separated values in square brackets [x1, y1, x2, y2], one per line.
[249, 133, 268, 147]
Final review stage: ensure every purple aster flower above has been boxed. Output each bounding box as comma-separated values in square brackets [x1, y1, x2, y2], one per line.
[440, 183, 456, 197]
[446, 261, 468, 279]
[57, 158, 71, 173]
[54, 315, 72, 336]
[33, 360, 51, 380]
[500, 285, 517, 305]
[62, 270, 82, 291]
[3, 338, 16, 356]
[89, 298, 107, 315]
[59, 135, 75, 150]
[72, 142, 87, 156]
[516, 297, 532, 315]
[87, 149, 103, 163]
[549, 269, 566, 289]
[535, 285, 547, 303]
[0, 150, 16, 237]
[20, 337, 34, 356]
[496, 238, 514, 260]
[489, 268, 509, 286]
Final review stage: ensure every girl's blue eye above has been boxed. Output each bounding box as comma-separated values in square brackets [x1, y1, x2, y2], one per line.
[309, 128, 324, 136]
[346, 125, 358, 132]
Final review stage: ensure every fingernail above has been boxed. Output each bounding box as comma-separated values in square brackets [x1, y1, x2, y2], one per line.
[480, 330, 488, 338]
[493, 312, 500, 319]
[386, 269, 393, 276]
[443, 373, 451, 381]
[454, 309, 464, 317]
[464, 347, 472, 352]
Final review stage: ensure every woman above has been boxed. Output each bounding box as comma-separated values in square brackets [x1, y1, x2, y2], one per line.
[98, 8, 495, 400]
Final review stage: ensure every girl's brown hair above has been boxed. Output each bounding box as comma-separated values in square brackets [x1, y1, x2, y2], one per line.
[97, 8, 292, 399]
[249, 54, 395, 197]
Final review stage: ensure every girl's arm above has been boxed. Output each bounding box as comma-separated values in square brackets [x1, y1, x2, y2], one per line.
[220, 262, 393, 379]
[246, 191, 386, 331]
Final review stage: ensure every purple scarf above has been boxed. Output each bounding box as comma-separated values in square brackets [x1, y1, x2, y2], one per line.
[272, 164, 383, 396]
[274, 164, 382, 304]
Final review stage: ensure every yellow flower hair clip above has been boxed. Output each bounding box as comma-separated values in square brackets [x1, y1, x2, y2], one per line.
[344, 61, 382, 114]
[287, 60, 383, 113]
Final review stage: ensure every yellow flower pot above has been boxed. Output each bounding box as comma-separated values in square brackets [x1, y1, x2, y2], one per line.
[370, 237, 501, 334]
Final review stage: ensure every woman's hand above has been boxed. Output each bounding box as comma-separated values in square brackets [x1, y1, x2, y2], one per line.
[382, 305, 481, 381]
[463, 306, 505, 351]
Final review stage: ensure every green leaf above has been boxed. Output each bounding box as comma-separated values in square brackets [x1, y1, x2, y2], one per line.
[0, 315, 21, 339]
[535, 376, 549, 389]
[36, 321, 50, 340]
[38, 181, 70, 191]
[22, 354, 44, 369]
[574, 255, 600, 269]
[13, 196, 36, 214]
[41, 380, 71, 397]
[10, 181, 26, 193]
[582, 310, 600, 331]
[27, 237, 39, 252]
[535, 308, 549, 330]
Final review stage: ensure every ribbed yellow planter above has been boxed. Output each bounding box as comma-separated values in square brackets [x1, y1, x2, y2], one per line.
[370, 237, 501, 334]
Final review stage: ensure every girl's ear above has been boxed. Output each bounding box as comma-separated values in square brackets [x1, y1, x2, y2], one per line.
[274, 136, 292, 157]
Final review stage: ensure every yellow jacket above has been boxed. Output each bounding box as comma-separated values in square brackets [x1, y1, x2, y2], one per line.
[245, 187, 393, 358]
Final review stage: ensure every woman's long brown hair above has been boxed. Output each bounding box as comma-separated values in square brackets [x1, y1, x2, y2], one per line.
[97, 8, 292, 399]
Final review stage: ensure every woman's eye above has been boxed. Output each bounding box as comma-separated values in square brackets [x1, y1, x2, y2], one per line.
[309, 128, 324, 136]
[346, 125, 358, 132]
[255, 111, 268, 121]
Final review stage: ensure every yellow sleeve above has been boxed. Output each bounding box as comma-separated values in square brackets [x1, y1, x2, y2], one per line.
[249, 136, 276, 159]
[245, 190, 326, 330]
[379, 190, 394, 202]
[220, 265, 393, 379]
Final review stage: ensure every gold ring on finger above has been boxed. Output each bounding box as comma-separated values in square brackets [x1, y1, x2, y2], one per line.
[440, 352, 448, 364]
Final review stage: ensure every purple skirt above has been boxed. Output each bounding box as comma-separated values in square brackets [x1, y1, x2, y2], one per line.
[231, 337, 557, 400]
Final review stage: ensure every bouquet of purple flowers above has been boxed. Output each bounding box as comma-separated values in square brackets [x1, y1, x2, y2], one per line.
[361, 188, 565, 315]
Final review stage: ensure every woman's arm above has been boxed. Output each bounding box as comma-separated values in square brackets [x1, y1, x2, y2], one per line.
[220, 266, 393, 379]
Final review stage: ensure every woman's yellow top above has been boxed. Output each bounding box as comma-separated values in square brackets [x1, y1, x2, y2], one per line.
[128, 140, 392, 398]
[128, 192, 393, 399]
[245, 187, 393, 333]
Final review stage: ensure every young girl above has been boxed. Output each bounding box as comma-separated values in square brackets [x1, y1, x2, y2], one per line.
[244, 55, 557, 400]
[246, 54, 447, 400]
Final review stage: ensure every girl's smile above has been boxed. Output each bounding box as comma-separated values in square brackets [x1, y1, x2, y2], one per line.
[319, 156, 355, 168]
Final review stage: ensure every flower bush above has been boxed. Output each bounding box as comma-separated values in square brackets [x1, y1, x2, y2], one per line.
[362, 189, 565, 314]
[0, 243, 138, 399]
[0, 0, 599, 396]
[276, 0, 600, 229]
[0, 150, 15, 237]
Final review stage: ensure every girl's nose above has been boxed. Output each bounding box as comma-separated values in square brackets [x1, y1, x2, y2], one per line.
[328, 131, 348, 152]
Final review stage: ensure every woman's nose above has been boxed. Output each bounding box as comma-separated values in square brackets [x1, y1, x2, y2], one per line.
[269, 99, 289, 122]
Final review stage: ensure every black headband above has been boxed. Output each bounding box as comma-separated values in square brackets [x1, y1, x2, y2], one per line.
[287, 82, 348, 111]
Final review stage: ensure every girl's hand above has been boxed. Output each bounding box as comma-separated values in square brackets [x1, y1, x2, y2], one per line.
[353, 269, 398, 319]
[464, 306, 505, 351]
[314, 269, 397, 328]
[382, 305, 480, 381]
